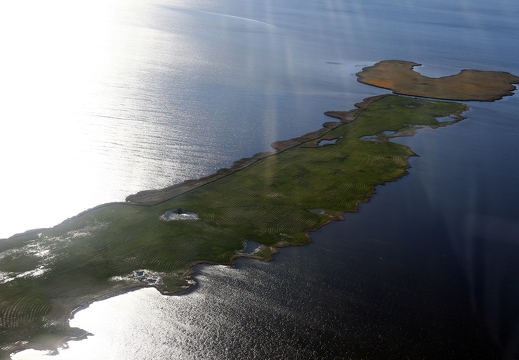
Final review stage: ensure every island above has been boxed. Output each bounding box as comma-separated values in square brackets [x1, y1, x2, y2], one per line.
[0, 61, 517, 359]
[357, 60, 519, 101]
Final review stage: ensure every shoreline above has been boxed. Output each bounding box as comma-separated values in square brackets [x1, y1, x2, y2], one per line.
[7, 94, 390, 357]
[8, 95, 468, 359]
[124, 94, 388, 207]
[5, 95, 385, 245]
[357, 60, 519, 102]
[4, 60, 517, 358]
[4, 94, 402, 358]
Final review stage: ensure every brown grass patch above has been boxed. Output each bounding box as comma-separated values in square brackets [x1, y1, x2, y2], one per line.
[357, 60, 519, 101]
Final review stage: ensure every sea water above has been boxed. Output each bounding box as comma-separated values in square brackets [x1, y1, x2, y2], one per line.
[7, 0, 519, 358]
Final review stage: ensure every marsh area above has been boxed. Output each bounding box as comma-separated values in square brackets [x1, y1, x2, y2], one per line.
[3, 0, 519, 359]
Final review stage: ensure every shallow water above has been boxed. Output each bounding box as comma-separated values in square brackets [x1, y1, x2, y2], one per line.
[6, 0, 519, 359]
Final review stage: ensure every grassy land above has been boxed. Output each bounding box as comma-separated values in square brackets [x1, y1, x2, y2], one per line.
[0, 95, 467, 358]
[357, 60, 519, 101]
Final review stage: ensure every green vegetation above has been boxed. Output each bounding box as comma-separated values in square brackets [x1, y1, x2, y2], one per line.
[0, 95, 467, 358]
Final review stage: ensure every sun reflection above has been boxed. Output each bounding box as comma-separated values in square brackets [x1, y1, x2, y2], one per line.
[0, 0, 244, 239]
[0, 0, 127, 238]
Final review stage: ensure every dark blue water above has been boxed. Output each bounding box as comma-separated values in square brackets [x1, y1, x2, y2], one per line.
[9, 0, 519, 359]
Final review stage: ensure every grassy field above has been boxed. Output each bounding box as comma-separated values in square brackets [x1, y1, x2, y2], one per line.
[0, 94, 467, 358]
[357, 60, 519, 101]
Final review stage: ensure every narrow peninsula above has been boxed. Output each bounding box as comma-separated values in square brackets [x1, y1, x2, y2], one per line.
[0, 61, 517, 359]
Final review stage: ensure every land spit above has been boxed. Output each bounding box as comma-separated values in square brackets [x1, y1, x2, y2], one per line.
[1, 61, 517, 359]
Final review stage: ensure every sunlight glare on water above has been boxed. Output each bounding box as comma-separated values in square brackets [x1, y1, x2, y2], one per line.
[1, 0, 133, 237]
[0, 0, 368, 239]
[0, 0, 220, 238]
[5, 0, 519, 358]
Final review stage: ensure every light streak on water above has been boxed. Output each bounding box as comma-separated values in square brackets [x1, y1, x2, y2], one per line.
[4, 0, 519, 358]
[0, 0, 366, 239]
[0, 0, 225, 238]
